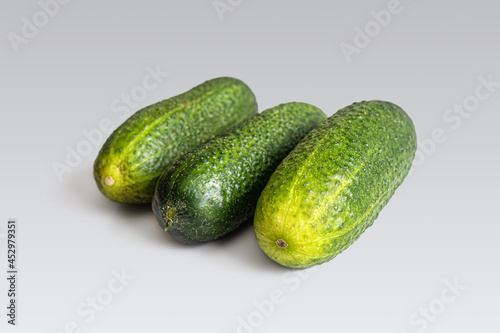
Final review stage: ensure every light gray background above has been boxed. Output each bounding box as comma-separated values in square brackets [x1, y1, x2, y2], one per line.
[1, 0, 499, 332]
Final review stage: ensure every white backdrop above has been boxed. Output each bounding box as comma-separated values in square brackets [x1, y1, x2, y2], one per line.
[1, 0, 499, 332]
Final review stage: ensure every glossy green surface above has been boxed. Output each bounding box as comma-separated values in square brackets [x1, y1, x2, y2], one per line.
[254, 101, 417, 268]
[153, 102, 327, 243]
[94, 77, 257, 204]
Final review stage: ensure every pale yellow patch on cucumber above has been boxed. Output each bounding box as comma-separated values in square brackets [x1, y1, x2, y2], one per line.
[104, 176, 115, 186]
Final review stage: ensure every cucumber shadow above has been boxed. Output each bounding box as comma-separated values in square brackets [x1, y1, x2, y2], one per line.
[109, 202, 211, 249]
[69, 165, 292, 268]
[67, 165, 190, 249]
[213, 218, 289, 272]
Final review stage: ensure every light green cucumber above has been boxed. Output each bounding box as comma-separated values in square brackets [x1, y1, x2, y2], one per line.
[94, 77, 257, 204]
[254, 100, 417, 268]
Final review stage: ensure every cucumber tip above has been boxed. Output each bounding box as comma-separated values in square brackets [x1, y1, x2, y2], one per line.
[276, 239, 288, 249]
[104, 176, 115, 186]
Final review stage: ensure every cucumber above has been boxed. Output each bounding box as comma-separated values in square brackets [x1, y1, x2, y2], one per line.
[152, 102, 327, 244]
[254, 101, 417, 268]
[94, 77, 257, 204]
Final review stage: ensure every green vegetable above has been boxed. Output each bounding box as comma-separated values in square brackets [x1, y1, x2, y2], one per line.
[254, 100, 417, 268]
[153, 102, 327, 244]
[94, 77, 257, 204]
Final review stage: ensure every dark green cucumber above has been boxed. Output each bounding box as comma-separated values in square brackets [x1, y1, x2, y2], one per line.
[152, 102, 327, 244]
[254, 101, 417, 268]
[94, 77, 257, 204]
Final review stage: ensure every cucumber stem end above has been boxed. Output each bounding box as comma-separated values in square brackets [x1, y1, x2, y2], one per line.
[104, 176, 115, 186]
[276, 239, 288, 249]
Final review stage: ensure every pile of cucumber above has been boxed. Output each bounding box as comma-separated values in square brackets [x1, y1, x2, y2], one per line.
[94, 77, 417, 268]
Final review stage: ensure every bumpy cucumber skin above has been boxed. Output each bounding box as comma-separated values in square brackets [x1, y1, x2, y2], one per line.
[254, 101, 417, 268]
[94, 77, 257, 204]
[152, 103, 327, 244]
